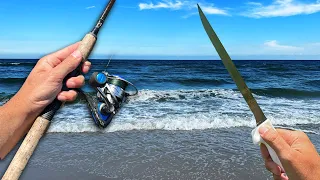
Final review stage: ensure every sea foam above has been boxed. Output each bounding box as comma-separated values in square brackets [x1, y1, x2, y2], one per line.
[47, 89, 320, 133]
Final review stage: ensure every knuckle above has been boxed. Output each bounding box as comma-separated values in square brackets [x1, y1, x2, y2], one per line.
[67, 57, 77, 67]
[265, 130, 279, 143]
[64, 56, 79, 70]
[37, 56, 49, 64]
[297, 131, 308, 138]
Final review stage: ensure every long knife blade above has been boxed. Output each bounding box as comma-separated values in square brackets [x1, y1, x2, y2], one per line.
[197, 4, 267, 125]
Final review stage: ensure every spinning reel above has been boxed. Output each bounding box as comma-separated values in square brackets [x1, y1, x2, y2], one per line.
[82, 69, 138, 128]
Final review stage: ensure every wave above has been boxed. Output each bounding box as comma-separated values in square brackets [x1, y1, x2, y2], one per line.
[1, 87, 319, 105]
[48, 109, 320, 133]
[252, 88, 320, 98]
[0, 62, 20, 65]
[0, 78, 26, 84]
[0, 88, 318, 133]
[305, 80, 320, 88]
[45, 89, 319, 133]
[0, 93, 13, 104]
[0, 62, 35, 66]
[175, 78, 231, 86]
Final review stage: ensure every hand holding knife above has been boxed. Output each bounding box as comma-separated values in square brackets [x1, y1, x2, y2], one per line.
[197, 4, 284, 171]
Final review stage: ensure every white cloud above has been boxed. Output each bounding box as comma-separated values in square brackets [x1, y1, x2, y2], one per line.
[243, 0, 320, 18]
[85, 6, 95, 10]
[263, 40, 304, 54]
[200, 4, 229, 15]
[138, 1, 229, 17]
[139, 1, 183, 10]
[264, 40, 303, 51]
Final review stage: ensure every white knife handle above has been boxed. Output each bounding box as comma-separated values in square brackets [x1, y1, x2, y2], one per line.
[251, 119, 284, 171]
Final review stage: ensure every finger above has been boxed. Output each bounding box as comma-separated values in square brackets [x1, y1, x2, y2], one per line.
[259, 126, 291, 157]
[276, 129, 312, 148]
[66, 75, 85, 88]
[39, 42, 81, 69]
[52, 50, 83, 80]
[273, 174, 282, 180]
[52, 42, 81, 61]
[82, 61, 91, 74]
[280, 173, 289, 180]
[57, 90, 78, 102]
[260, 144, 271, 160]
[265, 160, 282, 175]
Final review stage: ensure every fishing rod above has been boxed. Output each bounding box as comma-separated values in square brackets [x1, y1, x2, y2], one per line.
[2, 0, 116, 179]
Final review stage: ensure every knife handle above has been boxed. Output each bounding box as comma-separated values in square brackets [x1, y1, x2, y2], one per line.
[251, 119, 284, 171]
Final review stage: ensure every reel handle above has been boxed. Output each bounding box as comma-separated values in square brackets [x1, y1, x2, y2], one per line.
[2, 33, 96, 180]
[251, 119, 284, 171]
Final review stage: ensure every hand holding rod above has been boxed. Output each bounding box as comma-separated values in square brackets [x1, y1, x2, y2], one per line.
[2, 0, 116, 179]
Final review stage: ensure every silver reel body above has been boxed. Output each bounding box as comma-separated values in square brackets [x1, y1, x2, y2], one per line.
[87, 71, 138, 128]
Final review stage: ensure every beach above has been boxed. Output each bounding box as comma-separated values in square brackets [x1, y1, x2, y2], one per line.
[1, 129, 319, 179]
[0, 60, 319, 179]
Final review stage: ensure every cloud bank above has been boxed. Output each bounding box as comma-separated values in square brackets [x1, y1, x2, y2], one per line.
[264, 40, 303, 51]
[243, 0, 320, 18]
[138, 0, 229, 16]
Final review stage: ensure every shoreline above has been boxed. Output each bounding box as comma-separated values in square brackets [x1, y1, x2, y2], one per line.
[1, 128, 319, 179]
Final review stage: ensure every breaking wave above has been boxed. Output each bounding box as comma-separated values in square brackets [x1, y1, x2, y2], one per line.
[46, 89, 320, 133]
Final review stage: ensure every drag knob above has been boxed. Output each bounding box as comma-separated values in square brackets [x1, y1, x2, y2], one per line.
[89, 72, 107, 87]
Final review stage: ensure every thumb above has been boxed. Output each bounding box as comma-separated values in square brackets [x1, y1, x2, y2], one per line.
[259, 126, 291, 157]
[52, 50, 83, 80]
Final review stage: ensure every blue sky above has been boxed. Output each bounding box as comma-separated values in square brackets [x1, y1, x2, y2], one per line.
[0, 0, 320, 60]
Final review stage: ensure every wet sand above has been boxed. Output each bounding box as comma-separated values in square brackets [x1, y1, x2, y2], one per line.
[1, 128, 319, 179]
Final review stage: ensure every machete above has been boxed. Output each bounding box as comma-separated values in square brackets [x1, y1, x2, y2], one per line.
[197, 4, 284, 171]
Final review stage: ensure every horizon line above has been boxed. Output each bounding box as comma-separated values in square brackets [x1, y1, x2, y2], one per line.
[1, 58, 320, 61]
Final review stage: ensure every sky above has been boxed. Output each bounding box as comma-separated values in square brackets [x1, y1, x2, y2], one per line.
[0, 0, 320, 60]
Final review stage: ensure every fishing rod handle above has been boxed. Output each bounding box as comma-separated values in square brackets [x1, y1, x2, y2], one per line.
[78, 33, 97, 63]
[252, 119, 284, 171]
[2, 117, 50, 180]
[2, 33, 97, 180]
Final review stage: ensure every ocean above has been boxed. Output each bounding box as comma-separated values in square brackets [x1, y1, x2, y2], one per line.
[0, 59, 319, 179]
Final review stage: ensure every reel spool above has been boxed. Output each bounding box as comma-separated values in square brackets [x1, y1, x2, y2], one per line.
[84, 71, 138, 128]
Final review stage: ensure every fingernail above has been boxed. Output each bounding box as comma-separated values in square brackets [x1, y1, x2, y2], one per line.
[259, 126, 269, 135]
[71, 50, 82, 59]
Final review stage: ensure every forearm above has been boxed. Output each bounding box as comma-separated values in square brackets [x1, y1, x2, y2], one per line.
[0, 93, 39, 159]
